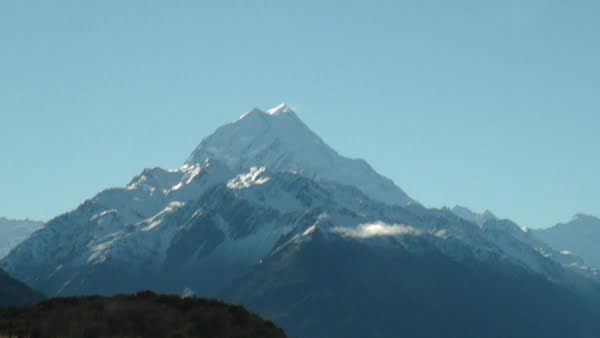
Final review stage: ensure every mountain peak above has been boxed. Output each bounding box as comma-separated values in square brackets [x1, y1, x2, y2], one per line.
[266, 103, 295, 115]
[185, 104, 413, 206]
[189, 104, 318, 170]
[572, 213, 599, 223]
[237, 104, 297, 121]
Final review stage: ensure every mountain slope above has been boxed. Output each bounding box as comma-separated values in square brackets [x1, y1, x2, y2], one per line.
[450, 206, 599, 282]
[449, 205, 497, 226]
[0, 161, 235, 296]
[535, 214, 600, 269]
[0, 217, 43, 258]
[223, 228, 600, 338]
[0, 166, 474, 297]
[0, 269, 44, 308]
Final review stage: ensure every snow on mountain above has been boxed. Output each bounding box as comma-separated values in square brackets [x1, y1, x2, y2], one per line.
[186, 104, 413, 206]
[450, 206, 599, 282]
[0, 159, 237, 294]
[0, 217, 44, 259]
[534, 214, 600, 269]
[2, 104, 598, 300]
[1, 166, 350, 295]
[222, 222, 600, 338]
[266, 102, 294, 115]
[449, 206, 497, 226]
[0, 165, 486, 296]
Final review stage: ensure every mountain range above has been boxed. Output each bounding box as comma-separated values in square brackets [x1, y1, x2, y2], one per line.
[534, 214, 600, 269]
[2, 104, 600, 337]
[0, 217, 43, 259]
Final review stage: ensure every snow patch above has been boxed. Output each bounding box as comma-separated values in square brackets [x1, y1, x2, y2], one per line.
[142, 201, 185, 232]
[170, 182, 184, 192]
[302, 225, 317, 236]
[183, 164, 201, 184]
[170, 164, 202, 192]
[88, 235, 122, 264]
[537, 248, 552, 258]
[227, 167, 270, 189]
[90, 209, 117, 222]
[126, 176, 147, 190]
[266, 103, 295, 115]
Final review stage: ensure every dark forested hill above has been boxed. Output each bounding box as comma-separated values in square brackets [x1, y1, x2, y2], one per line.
[0, 291, 287, 338]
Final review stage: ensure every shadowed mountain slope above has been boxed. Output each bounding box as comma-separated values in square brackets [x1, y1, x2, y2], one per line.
[0, 269, 44, 309]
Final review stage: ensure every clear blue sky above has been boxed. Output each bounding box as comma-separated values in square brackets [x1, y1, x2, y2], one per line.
[1, 1, 598, 228]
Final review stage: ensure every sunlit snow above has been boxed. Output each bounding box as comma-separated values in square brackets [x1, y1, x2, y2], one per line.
[227, 167, 270, 189]
[333, 221, 421, 238]
[266, 102, 295, 115]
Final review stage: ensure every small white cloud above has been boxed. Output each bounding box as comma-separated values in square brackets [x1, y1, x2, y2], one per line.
[182, 287, 195, 298]
[332, 221, 421, 238]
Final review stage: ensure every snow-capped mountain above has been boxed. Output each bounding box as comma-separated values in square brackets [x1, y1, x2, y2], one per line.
[0, 104, 410, 295]
[1, 160, 235, 296]
[449, 205, 497, 226]
[450, 206, 599, 282]
[0, 217, 44, 259]
[534, 214, 600, 269]
[186, 103, 412, 206]
[2, 104, 600, 337]
[0, 165, 481, 296]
